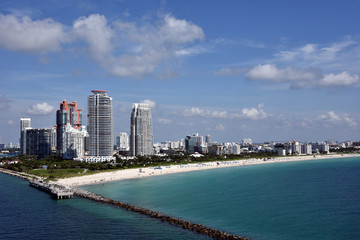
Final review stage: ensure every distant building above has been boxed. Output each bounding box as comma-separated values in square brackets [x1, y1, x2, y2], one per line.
[130, 103, 153, 156]
[312, 142, 329, 154]
[116, 132, 129, 151]
[208, 144, 224, 155]
[88, 90, 113, 157]
[205, 135, 211, 146]
[20, 118, 31, 155]
[25, 128, 53, 158]
[56, 101, 82, 157]
[301, 143, 312, 155]
[242, 138, 252, 146]
[232, 144, 241, 154]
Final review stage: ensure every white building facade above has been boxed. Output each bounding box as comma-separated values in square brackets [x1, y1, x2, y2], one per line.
[88, 90, 113, 157]
[61, 124, 87, 159]
[116, 132, 129, 151]
[20, 118, 31, 155]
[130, 103, 153, 156]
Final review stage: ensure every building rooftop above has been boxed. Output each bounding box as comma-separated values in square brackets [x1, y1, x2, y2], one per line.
[91, 90, 108, 93]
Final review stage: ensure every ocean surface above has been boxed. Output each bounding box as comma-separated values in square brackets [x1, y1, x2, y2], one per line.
[1, 157, 360, 240]
[0, 152, 20, 158]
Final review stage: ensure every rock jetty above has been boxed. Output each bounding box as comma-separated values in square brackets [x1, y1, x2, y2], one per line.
[74, 188, 250, 240]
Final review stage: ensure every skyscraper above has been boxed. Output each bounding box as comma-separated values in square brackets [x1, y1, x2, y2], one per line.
[88, 90, 113, 157]
[56, 101, 82, 157]
[130, 103, 153, 156]
[20, 118, 31, 155]
[25, 128, 52, 158]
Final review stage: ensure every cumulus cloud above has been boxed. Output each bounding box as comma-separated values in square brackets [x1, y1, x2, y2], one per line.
[212, 67, 248, 76]
[183, 107, 228, 118]
[246, 64, 319, 82]
[240, 104, 268, 120]
[317, 72, 359, 87]
[72, 14, 114, 60]
[246, 64, 359, 88]
[0, 13, 205, 79]
[104, 14, 205, 79]
[27, 102, 54, 115]
[140, 99, 157, 108]
[318, 111, 357, 127]
[0, 14, 65, 53]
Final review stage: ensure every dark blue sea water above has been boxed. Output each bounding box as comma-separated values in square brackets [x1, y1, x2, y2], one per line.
[1, 157, 360, 240]
[0, 152, 20, 158]
[0, 172, 208, 240]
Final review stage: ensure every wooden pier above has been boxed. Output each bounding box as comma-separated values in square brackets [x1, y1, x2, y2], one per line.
[29, 179, 74, 199]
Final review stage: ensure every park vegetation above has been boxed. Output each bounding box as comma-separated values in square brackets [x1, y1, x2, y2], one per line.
[0, 151, 279, 180]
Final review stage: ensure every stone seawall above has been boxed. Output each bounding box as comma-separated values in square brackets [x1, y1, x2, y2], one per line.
[0, 168, 35, 181]
[74, 188, 250, 240]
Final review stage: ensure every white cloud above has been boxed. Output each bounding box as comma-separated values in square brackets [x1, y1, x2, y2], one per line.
[275, 39, 356, 64]
[216, 124, 225, 131]
[318, 111, 357, 127]
[0, 14, 65, 53]
[317, 71, 359, 87]
[7, 120, 15, 126]
[27, 102, 54, 115]
[183, 104, 268, 120]
[212, 67, 248, 76]
[72, 14, 114, 60]
[240, 104, 268, 120]
[183, 107, 228, 118]
[159, 15, 205, 44]
[140, 99, 157, 108]
[158, 118, 172, 124]
[0, 13, 205, 79]
[246, 64, 318, 82]
[106, 14, 205, 79]
[175, 45, 208, 57]
[246, 64, 359, 88]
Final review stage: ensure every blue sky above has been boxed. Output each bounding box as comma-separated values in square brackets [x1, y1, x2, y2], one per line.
[0, 0, 359, 144]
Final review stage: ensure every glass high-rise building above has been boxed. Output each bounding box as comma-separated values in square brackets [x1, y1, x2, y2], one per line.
[130, 103, 153, 156]
[88, 90, 113, 156]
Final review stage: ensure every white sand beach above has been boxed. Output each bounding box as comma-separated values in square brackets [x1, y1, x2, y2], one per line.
[57, 154, 360, 187]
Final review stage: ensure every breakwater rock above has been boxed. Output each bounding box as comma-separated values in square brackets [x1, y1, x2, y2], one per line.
[74, 188, 250, 240]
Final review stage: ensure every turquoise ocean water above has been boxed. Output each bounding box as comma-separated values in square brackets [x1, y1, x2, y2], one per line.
[1, 157, 360, 239]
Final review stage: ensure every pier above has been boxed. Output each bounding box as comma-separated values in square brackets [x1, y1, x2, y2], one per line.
[29, 179, 74, 199]
[1, 167, 249, 239]
[73, 188, 249, 240]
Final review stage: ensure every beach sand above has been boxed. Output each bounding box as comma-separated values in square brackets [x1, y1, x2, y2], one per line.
[57, 154, 360, 187]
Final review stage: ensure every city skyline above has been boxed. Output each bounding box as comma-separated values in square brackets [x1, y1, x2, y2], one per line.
[0, 0, 359, 144]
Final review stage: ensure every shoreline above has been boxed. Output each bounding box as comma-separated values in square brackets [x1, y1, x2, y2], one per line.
[57, 153, 360, 187]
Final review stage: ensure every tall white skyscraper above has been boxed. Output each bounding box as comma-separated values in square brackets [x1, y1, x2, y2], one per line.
[88, 90, 113, 157]
[20, 118, 31, 155]
[130, 103, 153, 156]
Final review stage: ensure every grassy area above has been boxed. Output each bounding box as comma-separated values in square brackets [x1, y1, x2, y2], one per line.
[29, 168, 95, 180]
